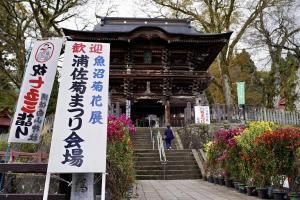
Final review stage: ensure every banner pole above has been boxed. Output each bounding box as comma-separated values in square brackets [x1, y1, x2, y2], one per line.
[43, 172, 51, 200]
[101, 173, 106, 200]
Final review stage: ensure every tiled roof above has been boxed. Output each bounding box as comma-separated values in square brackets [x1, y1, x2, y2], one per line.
[92, 17, 202, 36]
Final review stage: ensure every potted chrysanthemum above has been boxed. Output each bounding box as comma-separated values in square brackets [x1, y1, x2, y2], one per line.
[255, 127, 300, 200]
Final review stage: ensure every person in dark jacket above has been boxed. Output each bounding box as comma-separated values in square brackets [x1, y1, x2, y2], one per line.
[164, 125, 174, 149]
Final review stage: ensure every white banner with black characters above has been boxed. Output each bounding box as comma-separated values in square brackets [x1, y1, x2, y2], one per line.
[9, 39, 64, 143]
[194, 106, 210, 124]
[48, 41, 110, 173]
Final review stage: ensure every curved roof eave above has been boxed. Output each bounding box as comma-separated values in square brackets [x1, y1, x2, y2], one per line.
[62, 27, 233, 41]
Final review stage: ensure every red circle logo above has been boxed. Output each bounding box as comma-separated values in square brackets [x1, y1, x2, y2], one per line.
[35, 42, 54, 63]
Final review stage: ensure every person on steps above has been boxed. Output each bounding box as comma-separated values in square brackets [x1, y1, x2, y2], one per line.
[164, 125, 174, 150]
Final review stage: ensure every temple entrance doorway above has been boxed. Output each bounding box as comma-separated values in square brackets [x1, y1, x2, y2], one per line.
[131, 99, 164, 127]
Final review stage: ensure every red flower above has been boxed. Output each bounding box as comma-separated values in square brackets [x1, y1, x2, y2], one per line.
[107, 114, 136, 142]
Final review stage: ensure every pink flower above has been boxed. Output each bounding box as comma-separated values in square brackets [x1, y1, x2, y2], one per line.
[107, 115, 136, 141]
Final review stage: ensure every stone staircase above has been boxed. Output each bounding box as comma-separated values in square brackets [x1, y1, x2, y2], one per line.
[131, 128, 202, 180]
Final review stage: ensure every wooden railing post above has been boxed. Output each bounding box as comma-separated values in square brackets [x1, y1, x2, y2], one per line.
[9, 150, 13, 163]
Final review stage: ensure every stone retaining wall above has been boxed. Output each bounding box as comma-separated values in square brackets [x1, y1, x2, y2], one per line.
[177, 123, 242, 149]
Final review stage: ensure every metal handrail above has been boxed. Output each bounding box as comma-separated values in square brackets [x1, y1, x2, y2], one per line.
[148, 116, 155, 150]
[156, 130, 167, 163]
[150, 128, 154, 150]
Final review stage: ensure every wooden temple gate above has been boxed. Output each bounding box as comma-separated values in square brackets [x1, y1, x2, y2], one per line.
[63, 17, 232, 127]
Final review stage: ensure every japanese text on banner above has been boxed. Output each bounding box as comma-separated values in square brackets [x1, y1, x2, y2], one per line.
[9, 39, 64, 143]
[48, 41, 110, 173]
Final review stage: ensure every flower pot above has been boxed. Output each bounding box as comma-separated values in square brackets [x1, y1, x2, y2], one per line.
[213, 177, 219, 184]
[238, 183, 247, 194]
[289, 193, 300, 200]
[268, 186, 274, 199]
[257, 188, 269, 199]
[246, 186, 257, 196]
[273, 191, 287, 200]
[218, 177, 225, 185]
[208, 176, 214, 183]
[234, 182, 240, 190]
[225, 179, 234, 187]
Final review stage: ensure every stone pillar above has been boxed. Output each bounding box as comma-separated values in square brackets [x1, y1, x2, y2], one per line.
[116, 102, 120, 117]
[164, 100, 170, 125]
[71, 173, 95, 200]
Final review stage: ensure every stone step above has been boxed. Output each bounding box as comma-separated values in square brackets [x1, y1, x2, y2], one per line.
[132, 146, 202, 180]
[133, 145, 154, 148]
[133, 144, 154, 147]
[133, 146, 154, 149]
[131, 136, 152, 138]
[132, 133, 157, 136]
[132, 142, 153, 146]
[134, 153, 159, 157]
[132, 140, 153, 145]
[131, 135, 152, 138]
[134, 149, 191, 153]
[134, 160, 197, 166]
[133, 144, 154, 148]
[135, 164, 199, 170]
[131, 138, 151, 141]
[132, 137, 152, 139]
[136, 169, 200, 175]
[135, 174, 202, 180]
[134, 156, 194, 162]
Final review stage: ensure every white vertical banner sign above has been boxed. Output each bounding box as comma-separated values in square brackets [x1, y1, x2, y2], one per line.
[8, 39, 64, 143]
[48, 41, 110, 173]
[194, 106, 210, 124]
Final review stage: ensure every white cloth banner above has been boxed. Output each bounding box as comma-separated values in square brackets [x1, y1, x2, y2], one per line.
[48, 41, 110, 173]
[194, 106, 210, 124]
[9, 39, 64, 143]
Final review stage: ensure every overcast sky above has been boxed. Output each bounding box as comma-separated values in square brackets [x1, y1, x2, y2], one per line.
[61, 0, 146, 30]
[60, 0, 300, 71]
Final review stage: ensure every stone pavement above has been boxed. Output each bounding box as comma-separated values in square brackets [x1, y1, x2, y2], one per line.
[131, 180, 259, 200]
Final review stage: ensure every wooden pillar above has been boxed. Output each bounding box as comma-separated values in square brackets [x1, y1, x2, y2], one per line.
[187, 50, 194, 72]
[108, 92, 112, 115]
[125, 44, 132, 70]
[165, 100, 171, 125]
[71, 173, 95, 200]
[116, 102, 120, 117]
[186, 102, 192, 123]
[162, 48, 170, 72]
[126, 99, 131, 118]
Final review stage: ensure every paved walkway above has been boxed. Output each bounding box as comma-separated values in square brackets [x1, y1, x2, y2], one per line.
[131, 180, 259, 200]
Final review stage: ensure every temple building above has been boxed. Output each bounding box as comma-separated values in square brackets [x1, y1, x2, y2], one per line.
[0, 108, 11, 134]
[63, 17, 232, 126]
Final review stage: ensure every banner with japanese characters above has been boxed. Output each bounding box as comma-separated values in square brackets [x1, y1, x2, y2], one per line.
[48, 41, 110, 173]
[194, 106, 210, 124]
[8, 39, 64, 143]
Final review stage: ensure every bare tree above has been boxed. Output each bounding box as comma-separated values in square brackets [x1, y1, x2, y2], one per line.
[253, 0, 300, 108]
[0, 0, 88, 89]
[141, 0, 274, 106]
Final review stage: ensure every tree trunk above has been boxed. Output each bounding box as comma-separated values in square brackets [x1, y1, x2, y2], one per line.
[217, 54, 233, 107]
[293, 56, 300, 111]
[273, 62, 281, 109]
[223, 74, 232, 106]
